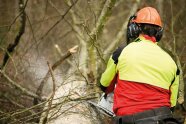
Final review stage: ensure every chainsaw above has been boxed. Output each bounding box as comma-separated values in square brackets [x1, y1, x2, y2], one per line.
[89, 92, 115, 117]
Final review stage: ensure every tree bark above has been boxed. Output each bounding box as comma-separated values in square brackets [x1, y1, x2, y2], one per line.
[87, 0, 117, 82]
[1, 0, 26, 69]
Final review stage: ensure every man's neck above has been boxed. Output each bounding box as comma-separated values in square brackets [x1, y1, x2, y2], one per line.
[140, 34, 156, 43]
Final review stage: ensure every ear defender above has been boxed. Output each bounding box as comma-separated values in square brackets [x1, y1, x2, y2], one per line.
[155, 27, 163, 42]
[127, 15, 142, 41]
[127, 15, 163, 42]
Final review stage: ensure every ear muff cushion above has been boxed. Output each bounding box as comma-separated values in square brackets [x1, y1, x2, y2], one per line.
[127, 22, 141, 39]
[155, 28, 163, 41]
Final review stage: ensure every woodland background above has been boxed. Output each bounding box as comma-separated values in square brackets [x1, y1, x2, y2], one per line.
[0, 0, 186, 124]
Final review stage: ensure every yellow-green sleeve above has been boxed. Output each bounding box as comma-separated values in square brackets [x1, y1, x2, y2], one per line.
[170, 74, 179, 107]
[100, 56, 117, 87]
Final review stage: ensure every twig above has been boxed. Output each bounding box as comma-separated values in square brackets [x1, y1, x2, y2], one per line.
[87, 0, 117, 77]
[26, 14, 37, 45]
[0, 47, 18, 77]
[41, 62, 56, 124]
[0, 99, 47, 123]
[103, 2, 139, 58]
[39, 0, 79, 40]
[49, 0, 87, 71]
[0, 70, 41, 100]
[86, 0, 97, 26]
[3, 94, 35, 115]
[38, 92, 98, 123]
[48, 102, 82, 121]
[73, 56, 89, 84]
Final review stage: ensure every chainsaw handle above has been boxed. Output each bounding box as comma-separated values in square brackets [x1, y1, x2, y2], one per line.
[100, 93, 107, 100]
[104, 93, 107, 99]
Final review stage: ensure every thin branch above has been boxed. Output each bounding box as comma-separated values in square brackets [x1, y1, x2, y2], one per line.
[3, 94, 35, 115]
[50, 0, 88, 73]
[64, 8, 86, 44]
[87, 0, 117, 71]
[72, 56, 89, 84]
[183, 63, 186, 72]
[103, 2, 139, 58]
[0, 100, 48, 122]
[0, 0, 29, 45]
[0, 70, 41, 100]
[55, 44, 74, 67]
[90, 0, 116, 38]
[41, 62, 56, 124]
[64, 2, 88, 75]
[52, 45, 78, 70]
[1, 0, 26, 69]
[0, 90, 98, 123]
[87, 0, 97, 26]
[39, 0, 79, 40]
[156, 0, 163, 17]
[170, 0, 176, 53]
[0, 110, 21, 123]
[26, 14, 37, 45]
[0, 47, 18, 77]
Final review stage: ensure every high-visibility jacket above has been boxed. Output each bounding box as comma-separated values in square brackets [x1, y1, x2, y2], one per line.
[100, 35, 179, 115]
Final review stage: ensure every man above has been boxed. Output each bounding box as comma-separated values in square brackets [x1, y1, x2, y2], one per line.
[100, 7, 180, 124]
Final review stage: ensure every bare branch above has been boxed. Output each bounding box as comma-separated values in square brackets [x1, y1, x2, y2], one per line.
[0, 70, 41, 100]
[1, 0, 26, 69]
[64, 1, 89, 75]
[52, 45, 78, 70]
[0, 0, 29, 45]
[65, 0, 87, 44]
[87, 0, 117, 76]
[156, 0, 163, 16]
[90, 0, 116, 38]
[183, 63, 186, 72]
[55, 44, 74, 67]
[40, 0, 79, 40]
[3, 94, 35, 115]
[41, 62, 56, 124]
[103, 2, 139, 58]
[26, 14, 37, 44]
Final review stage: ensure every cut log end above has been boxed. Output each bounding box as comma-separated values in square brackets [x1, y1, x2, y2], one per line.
[69, 45, 79, 53]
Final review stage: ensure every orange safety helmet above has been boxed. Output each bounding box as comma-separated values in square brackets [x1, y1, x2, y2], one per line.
[133, 7, 162, 27]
